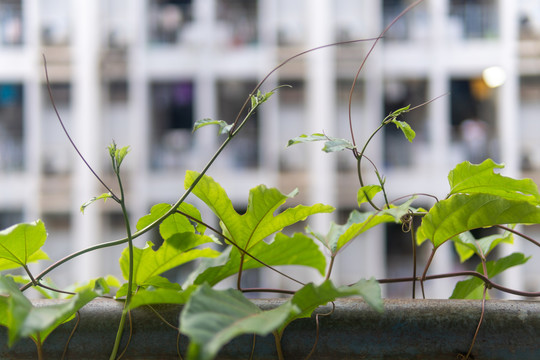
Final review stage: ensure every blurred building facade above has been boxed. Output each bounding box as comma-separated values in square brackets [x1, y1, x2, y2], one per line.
[2, 0, 540, 297]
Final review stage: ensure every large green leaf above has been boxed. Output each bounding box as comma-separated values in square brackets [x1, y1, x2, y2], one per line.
[180, 279, 382, 360]
[450, 252, 530, 299]
[183, 232, 326, 287]
[0, 276, 108, 346]
[447, 159, 540, 203]
[417, 193, 540, 248]
[184, 171, 334, 251]
[119, 233, 220, 287]
[180, 284, 294, 360]
[0, 220, 49, 271]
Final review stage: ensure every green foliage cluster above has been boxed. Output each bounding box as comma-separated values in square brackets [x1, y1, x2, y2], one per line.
[2, 4, 539, 358]
[1, 85, 538, 359]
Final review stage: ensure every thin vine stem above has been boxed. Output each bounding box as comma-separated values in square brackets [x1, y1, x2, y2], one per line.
[42, 54, 119, 202]
[109, 149, 135, 360]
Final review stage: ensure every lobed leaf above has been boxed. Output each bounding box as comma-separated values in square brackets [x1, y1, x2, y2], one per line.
[184, 171, 334, 251]
[447, 159, 540, 203]
[417, 193, 540, 248]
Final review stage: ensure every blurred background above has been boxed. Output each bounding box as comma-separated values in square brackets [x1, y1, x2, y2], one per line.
[1, 0, 540, 298]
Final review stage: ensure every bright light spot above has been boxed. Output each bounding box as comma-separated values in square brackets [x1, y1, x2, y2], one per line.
[482, 66, 506, 88]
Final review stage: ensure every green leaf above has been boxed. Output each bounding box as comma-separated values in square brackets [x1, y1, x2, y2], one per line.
[287, 133, 355, 153]
[180, 284, 294, 360]
[0, 220, 49, 270]
[332, 198, 416, 253]
[128, 285, 196, 310]
[357, 185, 382, 206]
[80, 193, 113, 213]
[0, 276, 108, 346]
[184, 171, 334, 251]
[287, 133, 327, 147]
[417, 193, 540, 248]
[390, 119, 415, 142]
[193, 118, 232, 135]
[452, 230, 514, 262]
[108, 141, 130, 171]
[450, 252, 530, 299]
[136, 203, 205, 243]
[183, 232, 326, 287]
[447, 159, 540, 203]
[285, 279, 382, 328]
[119, 233, 220, 287]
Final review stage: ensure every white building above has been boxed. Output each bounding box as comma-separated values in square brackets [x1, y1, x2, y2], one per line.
[1, 0, 540, 298]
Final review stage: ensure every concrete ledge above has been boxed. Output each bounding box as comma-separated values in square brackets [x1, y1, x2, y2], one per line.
[1, 298, 540, 359]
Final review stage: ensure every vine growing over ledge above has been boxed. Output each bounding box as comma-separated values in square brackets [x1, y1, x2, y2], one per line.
[1, 1, 539, 360]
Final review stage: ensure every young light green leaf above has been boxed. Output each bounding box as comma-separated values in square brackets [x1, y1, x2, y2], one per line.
[390, 119, 416, 142]
[0, 221, 49, 270]
[447, 159, 540, 203]
[450, 252, 530, 299]
[357, 185, 382, 206]
[184, 171, 334, 251]
[108, 142, 130, 170]
[193, 118, 232, 135]
[287, 133, 355, 153]
[287, 133, 327, 147]
[80, 193, 113, 213]
[183, 232, 326, 287]
[180, 284, 294, 360]
[119, 233, 220, 288]
[417, 193, 540, 248]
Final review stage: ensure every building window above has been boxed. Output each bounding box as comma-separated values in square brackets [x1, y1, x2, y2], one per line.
[383, 79, 427, 168]
[0, 0, 22, 46]
[148, 0, 193, 45]
[40, 0, 70, 46]
[0, 210, 22, 230]
[150, 81, 194, 170]
[41, 83, 71, 174]
[216, 80, 259, 169]
[0, 83, 24, 172]
[448, 0, 498, 40]
[450, 78, 496, 164]
[382, 0, 428, 42]
[216, 0, 258, 47]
